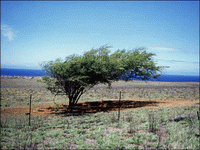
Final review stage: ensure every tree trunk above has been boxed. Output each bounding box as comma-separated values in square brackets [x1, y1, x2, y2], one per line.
[67, 86, 84, 111]
[68, 93, 82, 113]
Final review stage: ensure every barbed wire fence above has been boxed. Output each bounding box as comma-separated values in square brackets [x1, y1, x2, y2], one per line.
[1, 83, 199, 127]
[2, 89, 137, 125]
[1, 86, 200, 149]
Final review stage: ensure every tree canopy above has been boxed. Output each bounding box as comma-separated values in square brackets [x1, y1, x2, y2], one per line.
[40, 45, 163, 107]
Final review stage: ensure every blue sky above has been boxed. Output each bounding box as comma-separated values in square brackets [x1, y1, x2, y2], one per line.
[1, 1, 199, 76]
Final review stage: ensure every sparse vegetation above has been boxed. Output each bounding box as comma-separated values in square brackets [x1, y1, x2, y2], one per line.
[1, 78, 199, 149]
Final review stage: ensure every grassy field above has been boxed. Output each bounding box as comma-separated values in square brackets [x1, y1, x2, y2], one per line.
[1, 78, 199, 149]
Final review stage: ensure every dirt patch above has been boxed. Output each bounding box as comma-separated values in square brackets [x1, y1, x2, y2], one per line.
[1, 99, 199, 117]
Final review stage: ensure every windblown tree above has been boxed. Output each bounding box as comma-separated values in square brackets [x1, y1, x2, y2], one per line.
[40, 45, 163, 107]
[110, 48, 162, 81]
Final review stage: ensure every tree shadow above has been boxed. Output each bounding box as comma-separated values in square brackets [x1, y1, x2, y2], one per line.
[47, 100, 161, 117]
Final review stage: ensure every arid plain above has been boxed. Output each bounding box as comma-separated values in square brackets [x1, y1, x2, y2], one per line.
[1, 77, 199, 149]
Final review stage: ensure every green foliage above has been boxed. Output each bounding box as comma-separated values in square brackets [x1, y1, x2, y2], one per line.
[126, 133, 145, 144]
[41, 76, 55, 85]
[45, 129, 63, 137]
[40, 76, 57, 93]
[109, 47, 162, 81]
[40, 45, 163, 106]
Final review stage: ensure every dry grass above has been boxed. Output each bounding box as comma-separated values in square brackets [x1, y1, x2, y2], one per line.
[1, 78, 199, 149]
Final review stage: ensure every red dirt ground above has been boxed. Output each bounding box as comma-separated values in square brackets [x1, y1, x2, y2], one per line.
[1, 99, 199, 118]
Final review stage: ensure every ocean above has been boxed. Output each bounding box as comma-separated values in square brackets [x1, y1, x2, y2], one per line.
[1, 68, 199, 82]
[1, 68, 47, 77]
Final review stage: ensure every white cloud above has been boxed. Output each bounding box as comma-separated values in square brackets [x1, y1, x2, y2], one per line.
[147, 46, 178, 52]
[1, 24, 16, 41]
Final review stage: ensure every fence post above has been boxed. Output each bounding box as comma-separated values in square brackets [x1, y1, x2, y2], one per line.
[118, 91, 121, 121]
[29, 94, 32, 126]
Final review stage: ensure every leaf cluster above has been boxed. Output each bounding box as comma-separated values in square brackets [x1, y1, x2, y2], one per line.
[109, 47, 162, 81]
